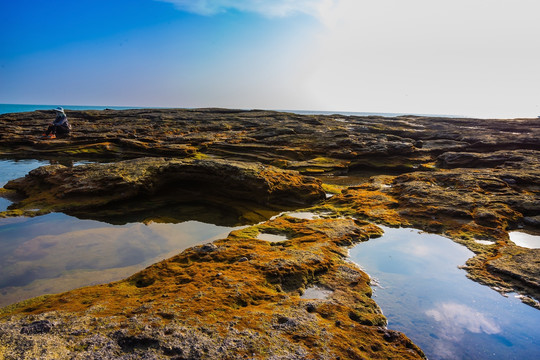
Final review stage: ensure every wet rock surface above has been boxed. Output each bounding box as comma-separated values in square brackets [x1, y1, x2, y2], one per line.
[0, 217, 424, 359]
[0, 157, 325, 224]
[0, 108, 539, 358]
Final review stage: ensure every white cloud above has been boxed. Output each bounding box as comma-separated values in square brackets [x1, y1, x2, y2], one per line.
[426, 302, 501, 339]
[425, 302, 502, 359]
[156, 0, 330, 17]
[303, 0, 540, 117]
[155, 0, 540, 117]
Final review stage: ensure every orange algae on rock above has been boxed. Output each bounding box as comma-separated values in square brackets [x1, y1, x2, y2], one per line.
[322, 168, 540, 302]
[0, 217, 424, 359]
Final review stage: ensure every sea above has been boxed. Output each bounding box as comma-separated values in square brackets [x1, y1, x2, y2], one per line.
[0, 104, 143, 115]
[0, 103, 460, 118]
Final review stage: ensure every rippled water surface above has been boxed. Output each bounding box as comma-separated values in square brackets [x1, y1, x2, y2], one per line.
[350, 226, 540, 360]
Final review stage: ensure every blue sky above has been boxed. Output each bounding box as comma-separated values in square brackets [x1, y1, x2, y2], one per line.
[1, 0, 539, 118]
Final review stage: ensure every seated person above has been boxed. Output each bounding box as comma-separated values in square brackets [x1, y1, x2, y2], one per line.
[43, 107, 71, 138]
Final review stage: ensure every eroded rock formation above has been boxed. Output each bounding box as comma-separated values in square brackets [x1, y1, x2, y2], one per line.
[1, 157, 325, 225]
[0, 108, 539, 358]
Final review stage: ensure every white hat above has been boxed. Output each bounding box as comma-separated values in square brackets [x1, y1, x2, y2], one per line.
[54, 107, 64, 112]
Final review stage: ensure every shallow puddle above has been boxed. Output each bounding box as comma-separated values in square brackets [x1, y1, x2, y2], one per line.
[0, 160, 241, 307]
[256, 232, 288, 242]
[2, 160, 540, 359]
[474, 239, 496, 245]
[300, 286, 333, 300]
[0, 159, 49, 187]
[509, 231, 540, 249]
[349, 226, 540, 360]
[286, 211, 331, 220]
[0, 159, 49, 211]
[0, 213, 237, 307]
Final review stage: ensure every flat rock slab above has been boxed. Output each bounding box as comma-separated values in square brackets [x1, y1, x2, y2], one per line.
[1, 109, 539, 173]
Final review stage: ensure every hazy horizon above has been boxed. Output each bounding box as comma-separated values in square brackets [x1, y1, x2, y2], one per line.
[0, 103, 466, 119]
[2, 1, 539, 118]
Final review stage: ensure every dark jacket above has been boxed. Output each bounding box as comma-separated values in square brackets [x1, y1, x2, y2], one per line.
[53, 113, 71, 129]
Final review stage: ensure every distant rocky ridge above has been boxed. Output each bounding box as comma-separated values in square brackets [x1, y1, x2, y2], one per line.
[0, 108, 539, 359]
[1, 108, 538, 168]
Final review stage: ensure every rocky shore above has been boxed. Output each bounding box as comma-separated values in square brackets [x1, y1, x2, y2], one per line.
[0, 108, 539, 358]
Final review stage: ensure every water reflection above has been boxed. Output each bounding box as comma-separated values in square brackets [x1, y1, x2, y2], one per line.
[349, 226, 540, 360]
[0, 213, 238, 307]
[0, 159, 49, 187]
[256, 233, 289, 242]
[509, 231, 540, 249]
[285, 211, 332, 220]
[426, 302, 502, 360]
[0, 159, 288, 307]
[66, 194, 281, 227]
[426, 302, 501, 337]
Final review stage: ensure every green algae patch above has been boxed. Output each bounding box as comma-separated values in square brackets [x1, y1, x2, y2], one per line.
[302, 167, 327, 174]
[321, 183, 345, 195]
[0, 188, 16, 198]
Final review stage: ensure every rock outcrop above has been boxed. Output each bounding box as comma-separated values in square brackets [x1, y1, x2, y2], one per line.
[1, 108, 539, 358]
[1, 157, 325, 224]
[1, 109, 538, 174]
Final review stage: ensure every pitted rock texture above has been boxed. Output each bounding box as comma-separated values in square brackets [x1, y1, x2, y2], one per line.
[1, 109, 538, 173]
[0, 217, 425, 360]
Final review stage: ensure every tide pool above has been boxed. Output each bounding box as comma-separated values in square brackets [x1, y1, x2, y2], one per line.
[0, 160, 239, 307]
[350, 226, 540, 360]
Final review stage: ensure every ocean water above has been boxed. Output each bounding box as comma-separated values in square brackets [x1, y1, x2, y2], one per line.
[284, 109, 462, 118]
[0, 103, 143, 115]
[0, 103, 459, 118]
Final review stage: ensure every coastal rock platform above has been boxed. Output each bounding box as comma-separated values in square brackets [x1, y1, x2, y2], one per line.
[0, 108, 539, 358]
[0, 217, 425, 359]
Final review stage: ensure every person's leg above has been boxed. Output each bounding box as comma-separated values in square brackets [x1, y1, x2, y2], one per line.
[56, 125, 70, 136]
[44, 125, 54, 135]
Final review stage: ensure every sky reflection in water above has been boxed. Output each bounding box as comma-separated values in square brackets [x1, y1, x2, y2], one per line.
[509, 231, 540, 249]
[0, 160, 239, 307]
[0, 212, 237, 307]
[349, 226, 540, 360]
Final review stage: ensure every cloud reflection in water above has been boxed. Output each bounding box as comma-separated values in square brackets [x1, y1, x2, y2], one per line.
[426, 302, 501, 359]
